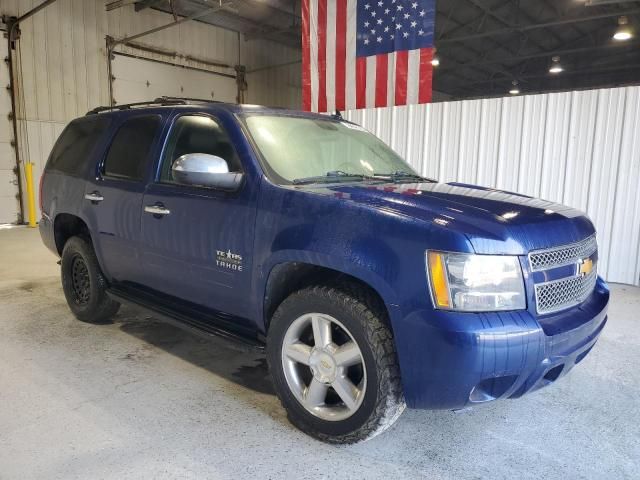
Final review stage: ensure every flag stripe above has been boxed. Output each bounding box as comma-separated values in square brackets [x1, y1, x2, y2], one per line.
[345, 5, 357, 110]
[395, 50, 408, 106]
[386, 51, 396, 108]
[419, 47, 433, 104]
[317, 0, 328, 113]
[309, 0, 318, 112]
[375, 54, 388, 108]
[365, 55, 376, 108]
[335, 0, 347, 111]
[356, 56, 367, 109]
[325, 0, 336, 113]
[406, 48, 420, 105]
[301, 0, 311, 111]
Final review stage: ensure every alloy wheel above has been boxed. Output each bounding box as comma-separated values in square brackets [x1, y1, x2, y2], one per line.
[281, 313, 367, 421]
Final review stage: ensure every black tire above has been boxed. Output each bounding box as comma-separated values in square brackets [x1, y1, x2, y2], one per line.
[267, 285, 405, 444]
[60, 236, 120, 323]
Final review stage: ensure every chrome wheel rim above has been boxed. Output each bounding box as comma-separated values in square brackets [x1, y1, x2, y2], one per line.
[281, 313, 366, 421]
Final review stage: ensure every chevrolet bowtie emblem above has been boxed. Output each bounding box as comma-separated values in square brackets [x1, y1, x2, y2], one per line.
[578, 258, 593, 277]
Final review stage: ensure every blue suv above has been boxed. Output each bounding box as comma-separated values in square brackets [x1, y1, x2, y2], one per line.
[39, 97, 609, 443]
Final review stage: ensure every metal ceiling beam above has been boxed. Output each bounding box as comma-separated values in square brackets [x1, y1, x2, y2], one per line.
[495, 19, 621, 85]
[440, 40, 640, 72]
[106, 0, 139, 11]
[244, 24, 298, 41]
[110, 1, 233, 47]
[8, 0, 59, 33]
[439, 8, 640, 44]
[463, 0, 555, 55]
[134, 0, 165, 12]
[431, 2, 534, 88]
[463, 62, 640, 90]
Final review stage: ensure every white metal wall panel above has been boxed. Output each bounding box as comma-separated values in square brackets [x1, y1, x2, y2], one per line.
[347, 86, 640, 286]
[112, 54, 237, 105]
[608, 87, 640, 286]
[242, 40, 302, 109]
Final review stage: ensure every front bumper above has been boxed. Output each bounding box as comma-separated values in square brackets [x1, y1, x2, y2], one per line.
[392, 277, 609, 410]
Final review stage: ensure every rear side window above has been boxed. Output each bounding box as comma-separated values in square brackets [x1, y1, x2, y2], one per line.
[48, 116, 111, 175]
[103, 115, 161, 181]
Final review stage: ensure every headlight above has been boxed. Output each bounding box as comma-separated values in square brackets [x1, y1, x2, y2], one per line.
[426, 251, 526, 312]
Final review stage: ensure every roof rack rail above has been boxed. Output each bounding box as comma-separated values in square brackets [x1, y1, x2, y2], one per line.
[86, 97, 187, 115]
[85, 96, 227, 115]
[158, 96, 223, 104]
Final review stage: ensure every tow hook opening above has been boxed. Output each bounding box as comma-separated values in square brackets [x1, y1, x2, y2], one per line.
[469, 375, 519, 403]
[543, 364, 564, 383]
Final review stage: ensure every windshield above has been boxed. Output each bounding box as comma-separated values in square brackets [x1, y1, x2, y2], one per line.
[243, 115, 421, 184]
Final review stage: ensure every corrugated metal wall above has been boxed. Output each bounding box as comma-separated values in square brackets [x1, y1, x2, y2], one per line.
[346, 86, 640, 286]
[0, 0, 301, 220]
[242, 42, 302, 109]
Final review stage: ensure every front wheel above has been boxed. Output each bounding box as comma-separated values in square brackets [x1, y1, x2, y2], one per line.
[267, 285, 405, 444]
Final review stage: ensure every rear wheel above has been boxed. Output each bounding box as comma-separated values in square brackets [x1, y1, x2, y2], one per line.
[61, 236, 120, 323]
[267, 285, 405, 444]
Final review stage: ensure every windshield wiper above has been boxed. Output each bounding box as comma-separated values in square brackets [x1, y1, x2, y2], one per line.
[373, 171, 437, 183]
[292, 171, 370, 185]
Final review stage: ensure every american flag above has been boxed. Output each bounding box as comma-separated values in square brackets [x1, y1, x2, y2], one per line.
[302, 0, 436, 112]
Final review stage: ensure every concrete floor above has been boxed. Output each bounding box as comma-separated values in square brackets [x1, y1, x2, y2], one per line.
[0, 227, 638, 480]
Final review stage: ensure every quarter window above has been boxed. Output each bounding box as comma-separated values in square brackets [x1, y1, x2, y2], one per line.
[103, 115, 161, 181]
[159, 115, 241, 184]
[48, 116, 111, 176]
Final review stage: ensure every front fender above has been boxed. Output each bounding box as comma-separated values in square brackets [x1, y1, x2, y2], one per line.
[251, 181, 472, 335]
[261, 248, 401, 310]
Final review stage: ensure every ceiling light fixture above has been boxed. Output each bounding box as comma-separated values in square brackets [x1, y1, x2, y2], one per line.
[431, 50, 440, 67]
[613, 16, 633, 41]
[509, 80, 520, 95]
[549, 56, 563, 74]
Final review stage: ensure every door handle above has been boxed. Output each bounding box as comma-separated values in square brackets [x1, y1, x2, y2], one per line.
[84, 192, 104, 203]
[144, 204, 171, 216]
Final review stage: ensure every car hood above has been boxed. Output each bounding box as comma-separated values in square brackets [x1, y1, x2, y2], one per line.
[296, 181, 595, 255]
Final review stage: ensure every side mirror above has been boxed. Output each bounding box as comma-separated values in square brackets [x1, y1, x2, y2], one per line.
[172, 153, 244, 190]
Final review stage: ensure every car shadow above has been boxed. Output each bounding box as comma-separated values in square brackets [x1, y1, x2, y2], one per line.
[112, 304, 275, 396]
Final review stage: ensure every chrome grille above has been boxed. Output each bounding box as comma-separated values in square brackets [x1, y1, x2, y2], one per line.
[535, 269, 598, 314]
[528, 235, 597, 272]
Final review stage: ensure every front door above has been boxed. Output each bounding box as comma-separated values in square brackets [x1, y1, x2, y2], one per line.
[139, 114, 258, 321]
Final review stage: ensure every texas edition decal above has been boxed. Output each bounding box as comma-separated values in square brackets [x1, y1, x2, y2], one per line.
[216, 249, 243, 272]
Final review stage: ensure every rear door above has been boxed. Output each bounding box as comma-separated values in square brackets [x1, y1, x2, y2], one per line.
[82, 114, 164, 284]
[138, 113, 258, 321]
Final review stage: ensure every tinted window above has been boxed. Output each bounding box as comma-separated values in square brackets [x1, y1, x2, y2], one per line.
[48, 116, 111, 175]
[103, 115, 161, 181]
[159, 115, 241, 183]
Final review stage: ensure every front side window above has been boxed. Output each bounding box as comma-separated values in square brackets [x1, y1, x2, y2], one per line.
[159, 115, 241, 184]
[103, 115, 161, 181]
[242, 115, 419, 184]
